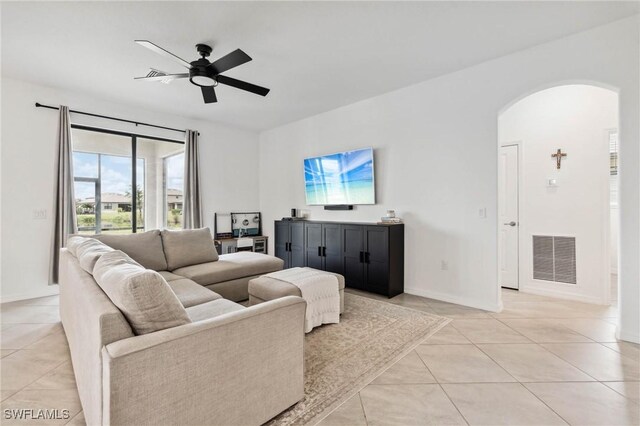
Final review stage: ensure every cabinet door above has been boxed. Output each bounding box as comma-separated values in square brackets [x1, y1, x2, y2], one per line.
[342, 225, 365, 289]
[304, 222, 323, 270]
[274, 222, 290, 268]
[289, 221, 305, 267]
[323, 223, 343, 274]
[365, 226, 389, 294]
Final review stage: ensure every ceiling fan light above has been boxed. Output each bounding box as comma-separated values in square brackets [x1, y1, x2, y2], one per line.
[190, 75, 217, 87]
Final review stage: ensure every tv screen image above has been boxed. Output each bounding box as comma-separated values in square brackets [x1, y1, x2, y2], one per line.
[304, 147, 375, 205]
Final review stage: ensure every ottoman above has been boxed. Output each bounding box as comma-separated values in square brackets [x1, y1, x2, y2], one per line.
[248, 268, 345, 314]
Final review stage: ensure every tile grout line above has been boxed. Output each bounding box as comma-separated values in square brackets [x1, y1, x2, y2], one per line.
[538, 343, 640, 381]
[2, 349, 70, 394]
[475, 340, 601, 384]
[471, 317, 637, 381]
[65, 409, 84, 425]
[493, 316, 598, 344]
[518, 382, 572, 425]
[357, 392, 368, 426]
[448, 319, 536, 345]
[437, 383, 470, 425]
[465, 331, 596, 425]
[600, 382, 640, 406]
[414, 339, 471, 425]
[543, 340, 639, 359]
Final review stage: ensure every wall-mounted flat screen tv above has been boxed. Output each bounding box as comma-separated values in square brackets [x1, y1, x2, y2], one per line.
[304, 147, 375, 206]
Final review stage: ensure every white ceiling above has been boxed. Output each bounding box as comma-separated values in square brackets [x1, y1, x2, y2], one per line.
[2, 2, 638, 131]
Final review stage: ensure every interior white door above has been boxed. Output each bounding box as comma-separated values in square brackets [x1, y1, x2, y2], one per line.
[499, 145, 519, 289]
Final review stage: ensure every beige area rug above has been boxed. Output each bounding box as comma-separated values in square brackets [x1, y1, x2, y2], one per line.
[267, 293, 450, 426]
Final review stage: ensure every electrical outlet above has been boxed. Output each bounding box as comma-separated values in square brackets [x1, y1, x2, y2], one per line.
[441, 260, 449, 271]
[33, 209, 47, 220]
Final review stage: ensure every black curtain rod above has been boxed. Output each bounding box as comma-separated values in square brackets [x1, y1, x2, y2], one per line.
[35, 102, 194, 135]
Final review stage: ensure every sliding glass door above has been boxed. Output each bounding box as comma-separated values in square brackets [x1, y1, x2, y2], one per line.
[72, 128, 184, 234]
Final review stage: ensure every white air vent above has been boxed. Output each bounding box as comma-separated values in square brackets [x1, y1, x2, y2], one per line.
[532, 235, 576, 284]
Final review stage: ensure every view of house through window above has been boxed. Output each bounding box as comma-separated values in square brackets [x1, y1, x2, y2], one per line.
[164, 152, 185, 229]
[72, 129, 185, 234]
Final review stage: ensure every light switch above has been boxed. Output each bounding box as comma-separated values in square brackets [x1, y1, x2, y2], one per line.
[33, 209, 47, 220]
[548, 178, 558, 187]
[478, 207, 487, 218]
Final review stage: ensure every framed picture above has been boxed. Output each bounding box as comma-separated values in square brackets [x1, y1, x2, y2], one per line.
[230, 212, 262, 237]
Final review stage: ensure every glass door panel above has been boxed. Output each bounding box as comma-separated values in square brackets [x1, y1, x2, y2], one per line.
[73, 129, 133, 234]
[74, 180, 97, 234]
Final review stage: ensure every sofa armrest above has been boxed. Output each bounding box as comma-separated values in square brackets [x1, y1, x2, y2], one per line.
[102, 296, 306, 426]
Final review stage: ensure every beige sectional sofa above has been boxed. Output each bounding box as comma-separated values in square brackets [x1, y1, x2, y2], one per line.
[59, 228, 306, 426]
[85, 228, 283, 302]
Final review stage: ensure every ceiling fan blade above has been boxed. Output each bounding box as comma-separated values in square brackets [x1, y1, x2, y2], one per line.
[216, 75, 270, 97]
[134, 73, 189, 82]
[210, 49, 252, 75]
[201, 86, 217, 104]
[135, 40, 192, 68]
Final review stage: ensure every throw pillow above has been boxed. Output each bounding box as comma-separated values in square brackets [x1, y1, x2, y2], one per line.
[161, 227, 219, 271]
[93, 250, 191, 335]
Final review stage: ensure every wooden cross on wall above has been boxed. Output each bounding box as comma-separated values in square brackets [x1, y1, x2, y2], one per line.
[552, 148, 567, 169]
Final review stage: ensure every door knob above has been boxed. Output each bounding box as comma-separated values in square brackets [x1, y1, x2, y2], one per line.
[503, 221, 517, 227]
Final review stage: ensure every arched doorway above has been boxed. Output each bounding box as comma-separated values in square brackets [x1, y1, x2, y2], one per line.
[497, 84, 619, 306]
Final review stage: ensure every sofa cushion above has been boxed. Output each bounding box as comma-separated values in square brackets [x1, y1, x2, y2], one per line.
[185, 299, 245, 322]
[161, 228, 218, 271]
[172, 252, 284, 286]
[169, 278, 221, 308]
[157, 271, 222, 307]
[93, 251, 191, 335]
[158, 271, 185, 282]
[91, 230, 168, 271]
[72, 237, 115, 274]
[66, 236, 85, 257]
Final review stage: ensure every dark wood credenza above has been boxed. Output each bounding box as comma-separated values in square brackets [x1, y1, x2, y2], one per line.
[274, 220, 404, 297]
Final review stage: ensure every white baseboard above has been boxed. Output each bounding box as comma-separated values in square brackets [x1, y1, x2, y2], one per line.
[617, 326, 640, 344]
[405, 286, 501, 313]
[520, 285, 608, 305]
[0, 286, 59, 304]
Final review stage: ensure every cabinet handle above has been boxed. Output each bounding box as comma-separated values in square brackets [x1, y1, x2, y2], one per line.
[323, 246, 327, 257]
[287, 242, 291, 252]
[318, 246, 322, 257]
[359, 251, 364, 263]
[365, 252, 370, 264]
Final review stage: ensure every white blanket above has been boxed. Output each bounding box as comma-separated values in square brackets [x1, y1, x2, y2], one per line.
[264, 267, 340, 333]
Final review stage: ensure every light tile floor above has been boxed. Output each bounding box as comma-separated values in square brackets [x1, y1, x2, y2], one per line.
[1, 288, 638, 426]
[320, 288, 639, 426]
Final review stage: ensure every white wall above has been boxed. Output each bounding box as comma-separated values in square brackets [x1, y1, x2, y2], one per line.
[259, 16, 639, 342]
[499, 85, 618, 304]
[0, 77, 260, 302]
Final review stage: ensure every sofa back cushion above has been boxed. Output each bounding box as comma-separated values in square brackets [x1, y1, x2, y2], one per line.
[91, 230, 168, 271]
[67, 236, 114, 274]
[161, 228, 218, 271]
[93, 250, 191, 335]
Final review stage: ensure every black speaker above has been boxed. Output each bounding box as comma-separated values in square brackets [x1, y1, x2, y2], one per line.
[291, 208, 297, 218]
[324, 205, 354, 211]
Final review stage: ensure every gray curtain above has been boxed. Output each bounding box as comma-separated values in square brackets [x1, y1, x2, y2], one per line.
[49, 105, 77, 284]
[183, 129, 202, 229]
